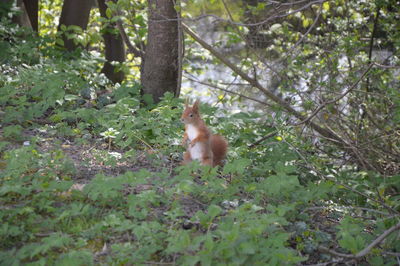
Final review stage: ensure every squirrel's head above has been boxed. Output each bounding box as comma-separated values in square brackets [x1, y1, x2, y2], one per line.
[181, 99, 201, 125]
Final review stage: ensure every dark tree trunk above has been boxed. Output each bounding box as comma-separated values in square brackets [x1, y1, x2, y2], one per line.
[23, 0, 38, 32]
[58, 0, 93, 51]
[98, 0, 126, 83]
[9, 0, 31, 29]
[141, 0, 179, 104]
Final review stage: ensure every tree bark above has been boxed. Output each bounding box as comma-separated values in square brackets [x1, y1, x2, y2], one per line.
[23, 0, 38, 32]
[58, 0, 93, 51]
[98, 0, 126, 83]
[141, 0, 179, 104]
[9, 0, 31, 29]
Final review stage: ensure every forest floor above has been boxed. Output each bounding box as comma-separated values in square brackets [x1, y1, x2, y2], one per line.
[2, 124, 397, 265]
[16, 128, 166, 182]
[9, 127, 208, 219]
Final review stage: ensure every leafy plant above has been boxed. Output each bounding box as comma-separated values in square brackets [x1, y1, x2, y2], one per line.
[1, 4, 399, 265]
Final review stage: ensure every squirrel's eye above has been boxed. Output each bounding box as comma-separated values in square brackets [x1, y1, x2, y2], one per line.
[189, 113, 193, 117]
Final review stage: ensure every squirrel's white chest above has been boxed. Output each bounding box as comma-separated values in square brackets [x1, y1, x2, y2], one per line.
[186, 125, 199, 141]
[190, 142, 203, 160]
[186, 125, 203, 160]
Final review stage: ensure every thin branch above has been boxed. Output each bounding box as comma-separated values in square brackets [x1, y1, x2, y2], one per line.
[359, 8, 381, 135]
[282, 138, 399, 214]
[219, 82, 251, 86]
[267, 0, 319, 6]
[174, 0, 183, 97]
[116, 20, 143, 58]
[249, 131, 278, 148]
[373, 63, 400, 69]
[319, 221, 400, 259]
[355, 207, 392, 216]
[150, 0, 327, 28]
[104, 0, 143, 58]
[284, 2, 322, 57]
[383, 251, 400, 257]
[221, 0, 283, 79]
[366, 7, 381, 92]
[184, 74, 271, 106]
[294, 63, 374, 126]
[144, 262, 174, 265]
[182, 23, 344, 145]
[302, 205, 394, 217]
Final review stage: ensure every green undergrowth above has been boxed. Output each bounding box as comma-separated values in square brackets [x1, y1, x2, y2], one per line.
[1, 22, 399, 265]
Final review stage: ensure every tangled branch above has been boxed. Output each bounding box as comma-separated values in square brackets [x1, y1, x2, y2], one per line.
[319, 221, 400, 259]
[182, 22, 343, 145]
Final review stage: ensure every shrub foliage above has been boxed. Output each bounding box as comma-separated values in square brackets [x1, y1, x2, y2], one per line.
[1, 7, 399, 266]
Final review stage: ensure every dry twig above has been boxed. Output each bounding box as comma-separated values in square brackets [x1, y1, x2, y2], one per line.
[319, 221, 400, 259]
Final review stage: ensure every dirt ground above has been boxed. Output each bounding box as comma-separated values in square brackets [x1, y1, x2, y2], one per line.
[4, 128, 207, 219]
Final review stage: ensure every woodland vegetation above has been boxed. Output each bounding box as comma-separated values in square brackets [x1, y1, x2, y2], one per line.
[0, 0, 399, 265]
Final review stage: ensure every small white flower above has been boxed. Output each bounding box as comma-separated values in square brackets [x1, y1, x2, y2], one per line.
[108, 152, 122, 160]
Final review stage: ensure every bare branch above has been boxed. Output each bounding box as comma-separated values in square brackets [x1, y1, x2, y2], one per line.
[150, 0, 327, 28]
[175, 0, 184, 97]
[373, 63, 400, 69]
[249, 131, 278, 148]
[116, 20, 143, 58]
[294, 63, 374, 126]
[220, 0, 284, 80]
[182, 22, 344, 145]
[104, 0, 143, 58]
[184, 74, 271, 106]
[284, 2, 322, 57]
[319, 221, 400, 259]
[383, 251, 400, 257]
[367, 7, 381, 74]
[282, 138, 399, 214]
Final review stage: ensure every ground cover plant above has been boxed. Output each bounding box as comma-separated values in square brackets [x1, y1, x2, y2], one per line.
[1, 3, 400, 266]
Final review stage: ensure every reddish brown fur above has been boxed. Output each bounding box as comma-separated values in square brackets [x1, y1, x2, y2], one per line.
[210, 135, 228, 166]
[181, 100, 228, 167]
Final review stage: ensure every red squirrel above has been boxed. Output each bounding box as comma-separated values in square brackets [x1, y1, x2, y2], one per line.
[181, 99, 228, 167]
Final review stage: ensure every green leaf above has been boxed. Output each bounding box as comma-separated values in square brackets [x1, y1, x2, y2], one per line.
[263, 174, 300, 197]
[106, 8, 112, 18]
[56, 251, 94, 266]
[323, 2, 330, 11]
[270, 23, 282, 33]
[239, 241, 256, 254]
[64, 94, 79, 101]
[302, 18, 312, 28]
[207, 205, 222, 220]
[223, 158, 251, 175]
[55, 38, 64, 46]
[67, 25, 82, 33]
[337, 216, 366, 253]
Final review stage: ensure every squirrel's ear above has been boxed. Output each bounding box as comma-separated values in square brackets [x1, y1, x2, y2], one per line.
[193, 99, 200, 111]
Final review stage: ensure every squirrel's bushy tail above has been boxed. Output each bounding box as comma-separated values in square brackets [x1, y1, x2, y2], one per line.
[211, 135, 228, 167]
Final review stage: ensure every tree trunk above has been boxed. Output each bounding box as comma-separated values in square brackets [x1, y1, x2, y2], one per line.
[1, 0, 37, 41]
[23, 0, 38, 32]
[58, 0, 93, 51]
[9, 0, 31, 29]
[141, 0, 179, 104]
[98, 0, 125, 83]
